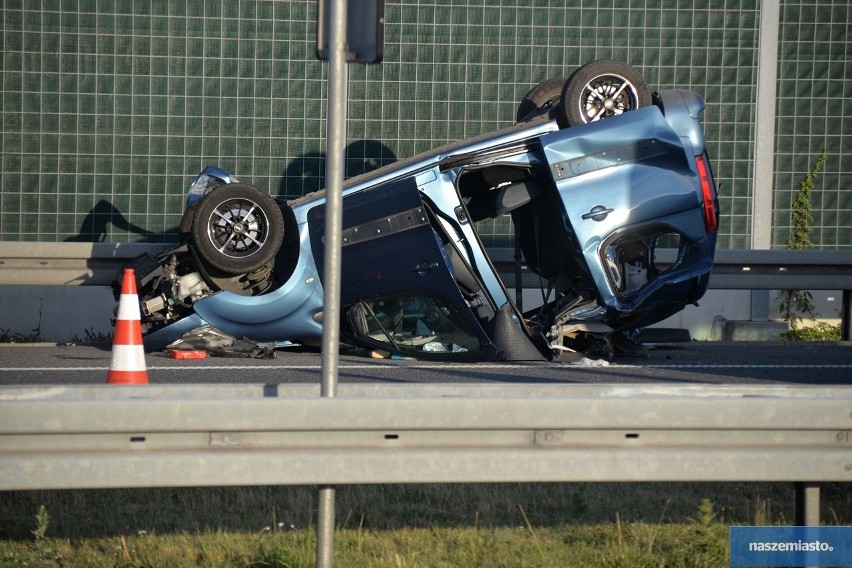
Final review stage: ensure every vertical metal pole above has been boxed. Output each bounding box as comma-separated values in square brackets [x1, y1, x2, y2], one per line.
[794, 482, 820, 526]
[841, 290, 851, 341]
[317, 0, 348, 566]
[750, 0, 780, 322]
[321, 0, 347, 401]
[793, 482, 820, 568]
[751, 0, 779, 252]
[316, 486, 337, 568]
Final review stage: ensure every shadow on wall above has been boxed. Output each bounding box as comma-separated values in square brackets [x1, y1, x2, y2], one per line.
[65, 199, 155, 243]
[278, 140, 397, 196]
[65, 141, 397, 243]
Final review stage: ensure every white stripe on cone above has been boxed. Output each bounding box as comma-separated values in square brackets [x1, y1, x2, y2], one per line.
[116, 293, 142, 321]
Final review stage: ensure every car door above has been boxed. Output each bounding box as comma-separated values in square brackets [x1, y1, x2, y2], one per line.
[538, 105, 705, 305]
[306, 174, 500, 360]
[540, 105, 701, 254]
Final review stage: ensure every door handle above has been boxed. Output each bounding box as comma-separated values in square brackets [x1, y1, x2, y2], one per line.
[412, 261, 439, 275]
[582, 205, 614, 221]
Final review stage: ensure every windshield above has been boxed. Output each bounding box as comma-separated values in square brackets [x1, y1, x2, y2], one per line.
[347, 294, 482, 355]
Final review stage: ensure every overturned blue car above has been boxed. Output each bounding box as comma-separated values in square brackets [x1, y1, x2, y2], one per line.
[123, 60, 719, 361]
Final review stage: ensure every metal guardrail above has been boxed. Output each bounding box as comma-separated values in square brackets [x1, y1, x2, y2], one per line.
[1, 242, 850, 336]
[495, 247, 852, 340]
[489, 247, 852, 291]
[1, 242, 851, 290]
[2, 383, 851, 490]
[0, 242, 173, 286]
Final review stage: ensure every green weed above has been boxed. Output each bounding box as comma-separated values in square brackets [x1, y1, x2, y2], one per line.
[778, 149, 828, 332]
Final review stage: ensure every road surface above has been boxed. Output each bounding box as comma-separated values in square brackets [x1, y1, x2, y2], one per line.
[1, 341, 851, 386]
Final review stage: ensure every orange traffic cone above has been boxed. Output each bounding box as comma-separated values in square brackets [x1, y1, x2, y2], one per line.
[107, 268, 149, 384]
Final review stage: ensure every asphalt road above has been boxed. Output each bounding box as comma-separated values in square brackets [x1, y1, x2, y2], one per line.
[1, 341, 851, 386]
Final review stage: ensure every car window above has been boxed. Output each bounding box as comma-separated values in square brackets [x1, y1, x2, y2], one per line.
[347, 294, 482, 355]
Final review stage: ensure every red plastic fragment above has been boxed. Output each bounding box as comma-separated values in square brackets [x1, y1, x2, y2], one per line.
[170, 349, 207, 360]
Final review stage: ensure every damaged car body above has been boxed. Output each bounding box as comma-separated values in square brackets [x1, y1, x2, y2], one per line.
[123, 67, 719, 361]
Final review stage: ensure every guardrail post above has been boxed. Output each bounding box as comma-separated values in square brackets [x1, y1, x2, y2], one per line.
[317, 485, 337, 567]
[750, 289, 770, 322]
[793, 482, 820, 526]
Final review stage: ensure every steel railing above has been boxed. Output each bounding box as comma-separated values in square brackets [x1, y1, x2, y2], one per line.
[2, 383, 851, 490]
[1, 242, 850, 337]
[2, 242, 851, 289]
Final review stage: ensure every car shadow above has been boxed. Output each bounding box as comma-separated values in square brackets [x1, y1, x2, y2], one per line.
[63, 140, 397, 244]
[277, 140, 397, 197]
[64, 199, 158, 243]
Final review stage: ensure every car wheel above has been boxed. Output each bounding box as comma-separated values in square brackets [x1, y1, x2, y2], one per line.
[559, 60, 651, 126]
[516, 78, 566, 123]
[191, 183, 285, 275]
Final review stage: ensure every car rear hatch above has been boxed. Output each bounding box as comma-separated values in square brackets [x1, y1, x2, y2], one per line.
[538, 90, 718, 315]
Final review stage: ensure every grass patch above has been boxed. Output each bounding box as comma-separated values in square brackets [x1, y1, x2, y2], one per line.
[0, 522, 731, 567]
[1, 483, 850, 566]
[780, 321, 841, 341]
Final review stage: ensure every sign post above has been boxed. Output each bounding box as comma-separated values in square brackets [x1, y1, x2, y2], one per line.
[316, 1, 384, 565]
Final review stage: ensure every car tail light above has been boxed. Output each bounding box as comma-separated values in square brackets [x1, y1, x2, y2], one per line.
[695, 154, 718, 233]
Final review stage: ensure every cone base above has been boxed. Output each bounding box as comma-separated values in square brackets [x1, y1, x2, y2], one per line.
[106, 370, 149, 385]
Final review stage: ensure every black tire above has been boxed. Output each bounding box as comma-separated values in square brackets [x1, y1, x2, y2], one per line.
[516, 77, 567, 123]
[178, 200, 200, 242]
[180, 178, 226, 241]
[559, 60, 651, 126]
[191, 183, 285, 275]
